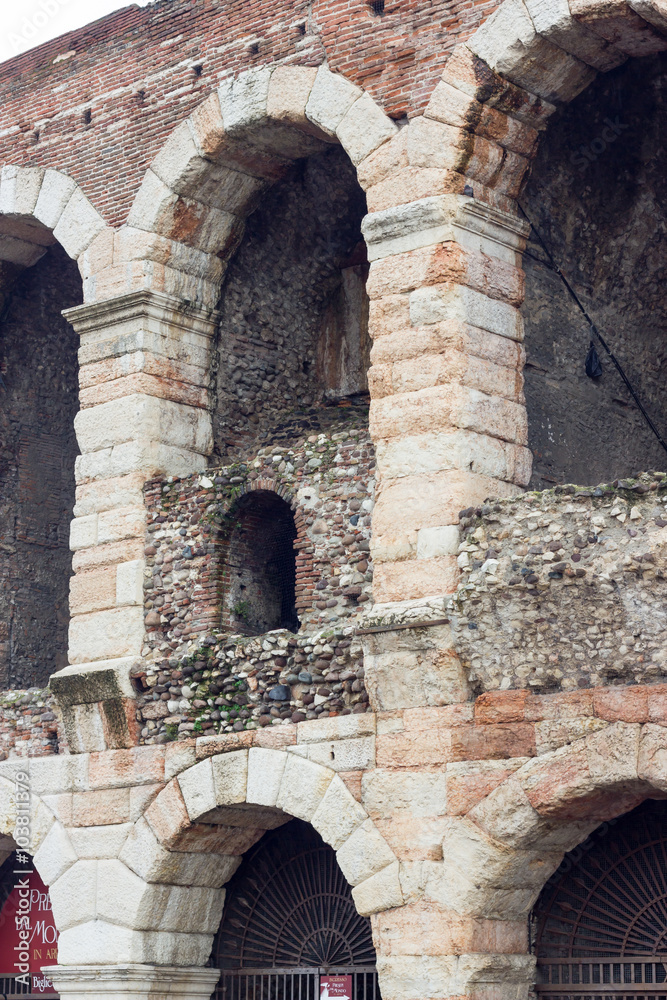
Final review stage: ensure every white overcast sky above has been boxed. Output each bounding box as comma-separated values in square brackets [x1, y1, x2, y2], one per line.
[0, 0, 154, 65]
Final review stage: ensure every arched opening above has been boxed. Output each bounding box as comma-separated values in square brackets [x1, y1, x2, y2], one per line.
[212, 818, 377, 1000]
[0, 244, 81, 687]
[222, 490, 299, 635]
[212, 144, 370, 463]
[533, 798, 667, 997]
[521, 53, 667, 487]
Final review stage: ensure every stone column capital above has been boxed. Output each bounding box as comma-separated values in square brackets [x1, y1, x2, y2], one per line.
[62, 288, 220, 341]
[47, 963, 220, 999]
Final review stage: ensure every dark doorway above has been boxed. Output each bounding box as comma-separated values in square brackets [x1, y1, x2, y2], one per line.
[223, 491, 299, 635]
[212, 819, 377, 1000]
[533, 799, 667, 999]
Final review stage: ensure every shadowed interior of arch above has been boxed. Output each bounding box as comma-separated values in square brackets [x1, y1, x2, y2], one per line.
[223, 490, 299, 635]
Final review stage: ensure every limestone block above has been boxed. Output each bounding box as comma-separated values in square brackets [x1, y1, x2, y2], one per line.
[357, 130, 409, 191]
[432, 816, 562, 918]
[150, 121, 206, 193]
[375, 955, 458, 1000]
[157, 884, 225, 934]
[74, 474, 147, 517]
[535, 717, 608, 755]
[28, 755, 90, 796]
[49, 860, 97, 930]
[69, 823, 133, 859]
[629, 0, 667, 34]
[51, 657, 137, 704]
[363, 626, 470, 709]
[68, 606, 144, 663]
[246, 747, 287, 807]
[352, 860, 404, 916]
[310, 775, 368, 850]
[267, 66, 318, 127]
[336, 93, 397, 166]
[468, 0, 596, 102]
[97, 506, 146, 546]
[417, 525, 460, 559]
[74, 395, 213, 455]
[212, 750, 249, 805]
[0, 165, 44, 217]
[336, 819, 396, 885]
[30, 799, 56, 855]
[409, 284, 524, 341]
[119, 817, 240, 887]
[70, 567, 116, 615]
[126, 169, 179, 234]
[96, 859, 170, 930]
[297, 715, 376, 744]
[639, 723, 667, 791]
[305, 65, 363, 138]
[33, 169, 77, 230]
[75, 440, 209, 483]
[116, 559, 145, 607]
[219, 67, 271, 133]
[34, 822, 78, 885]
[305, 737, 376, 772]
[585, 720, 640, 784]
[55, 922, 148, 966]
[165, 741, 197, 781]
[53, 186, 106, 259]
[275, 755, 334, 821]
[375, 430, 531, 485]
[178, 759, 217, 821]
[70, 514, 98, 551]
[63, 703, 107, 753]
[361, 770, 448, 820]
[523, 0, 627, 68]
[570, 0, 667, 55]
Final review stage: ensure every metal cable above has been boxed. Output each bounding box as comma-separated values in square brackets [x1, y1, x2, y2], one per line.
[518, 202, 667, 457]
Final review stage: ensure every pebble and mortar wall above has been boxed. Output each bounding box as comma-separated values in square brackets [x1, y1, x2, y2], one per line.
[0, 245, 81, 688]
[452, 473, 667, 694]
[213, 145, 369, 461]
[136, 419, 375, 744]
[522, 52, 667, 487]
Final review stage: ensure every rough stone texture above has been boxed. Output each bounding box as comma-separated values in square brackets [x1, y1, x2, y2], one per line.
[522, 53, 667, 488]
[0, 246, 81, 687]
[213, 146, 369, 461]
[453, 475, 667, 693]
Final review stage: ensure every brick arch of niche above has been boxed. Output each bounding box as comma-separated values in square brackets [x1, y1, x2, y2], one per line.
[217, 479, 316, 635]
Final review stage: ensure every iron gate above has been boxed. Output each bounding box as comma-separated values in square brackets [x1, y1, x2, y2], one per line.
[212, 819, 378, 1000]
[533, 800, 667, 1000]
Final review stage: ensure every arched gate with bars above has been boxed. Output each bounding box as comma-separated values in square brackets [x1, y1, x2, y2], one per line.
[212, 819, 378, 1000]
[534, 799, 667, 1000]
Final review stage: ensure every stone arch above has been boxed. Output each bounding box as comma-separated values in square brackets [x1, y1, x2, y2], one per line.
[121, 65, 397, 310]
[0, 165, 108, 276]
[217, 479, 315, 630]
[47, 748, 401, 970]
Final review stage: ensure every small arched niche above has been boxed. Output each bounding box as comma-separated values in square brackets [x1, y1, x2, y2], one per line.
[222, 490, 299, 636]
[532, 798, 667, 996]
[211, 818, 377, 999]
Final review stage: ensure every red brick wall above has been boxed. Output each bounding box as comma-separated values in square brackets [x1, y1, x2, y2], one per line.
[0, 0, 500, 227]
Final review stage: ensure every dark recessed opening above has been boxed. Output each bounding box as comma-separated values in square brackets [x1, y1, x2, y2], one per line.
[369, 0, 385, 14]
[248, 42, 259, 55]
[192, 63, 203, 77]
[82, 108, 92, 126]
[224, 490, 299, 635]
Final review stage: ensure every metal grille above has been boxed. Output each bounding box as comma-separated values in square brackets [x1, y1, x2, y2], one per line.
[534, 800, 667, 998]
[212, 820, 377, 1000]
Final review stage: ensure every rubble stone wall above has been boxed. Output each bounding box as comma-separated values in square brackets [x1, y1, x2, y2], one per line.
[213, 145, 369, 462]
[137, 419, 375, 743]
[0, 245, 81, 688]
[522, 53, 667, 488]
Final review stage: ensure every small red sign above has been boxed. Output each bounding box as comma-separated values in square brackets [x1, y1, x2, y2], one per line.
[320, 975, 353, 1000]
[0, 866, 58, 994]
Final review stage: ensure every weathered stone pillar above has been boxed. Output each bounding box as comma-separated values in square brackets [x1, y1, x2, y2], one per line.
[48, 964, 220, 999]
[50, 290, 218, 751]
[362, 191, 531, 604]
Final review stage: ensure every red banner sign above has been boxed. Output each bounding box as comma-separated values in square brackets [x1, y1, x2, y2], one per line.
[0, 865, 58, 994]
[320, 976, 352, 1000]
